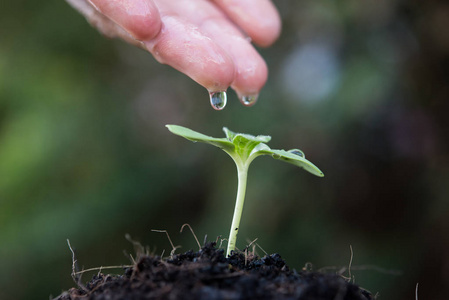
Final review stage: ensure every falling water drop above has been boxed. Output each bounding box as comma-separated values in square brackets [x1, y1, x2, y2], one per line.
[289, 149, 305, 158]
[239, 94, 258, 107]
[209, 91, 227, 110]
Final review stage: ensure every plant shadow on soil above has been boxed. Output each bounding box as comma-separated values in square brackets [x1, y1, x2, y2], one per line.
[55, 241, 373, 300]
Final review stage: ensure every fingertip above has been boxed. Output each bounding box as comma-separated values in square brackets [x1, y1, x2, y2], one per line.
[197, 17, 269, 99]
[89, 0, 162, 41]
[232, 55, 268, 100]
[126, 6, 162, 41]
[251, 7, 282, 47]
[212, 0, 282, 47]
[201, 60, 236, 92]
[146, 16, 235, 92]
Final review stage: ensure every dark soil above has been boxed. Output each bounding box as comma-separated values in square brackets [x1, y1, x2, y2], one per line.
[55, 242, 373, 300]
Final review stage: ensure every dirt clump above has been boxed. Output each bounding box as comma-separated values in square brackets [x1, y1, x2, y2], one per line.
[55, 242, 373, 300]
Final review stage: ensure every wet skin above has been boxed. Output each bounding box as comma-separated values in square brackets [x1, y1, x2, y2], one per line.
[87, 0, 281, 103]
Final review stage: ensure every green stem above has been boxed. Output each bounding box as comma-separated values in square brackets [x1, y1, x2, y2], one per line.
[226, 163, 248, 257]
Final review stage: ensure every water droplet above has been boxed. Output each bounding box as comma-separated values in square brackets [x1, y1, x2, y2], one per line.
[289, 149, 305, 158]
[239, 94, 258, 107]
[209, 91, 227, 110]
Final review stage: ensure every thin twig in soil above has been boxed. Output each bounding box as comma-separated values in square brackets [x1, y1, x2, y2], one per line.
[349, 245, 353, 281]
[73, 265, 134, 276]
[66, 239, 88, 293]
[180, 224, 201, 251]
[126, 251, 136, 265]
[219, 237, 228, 249]
[318, 265, 402, 276]
[243, 238, 258, 252]
[243, 238, 259, 266]
[335, 245, 355, 283]
[318, 245, 402, 278]
[245, 248, 248, 266]
[255, 242, 268, 256]
[125, 233, 147, 258]
[151, 229, 180, 258]
[303, 262, 314, 271]
[160, 249, 166, 260]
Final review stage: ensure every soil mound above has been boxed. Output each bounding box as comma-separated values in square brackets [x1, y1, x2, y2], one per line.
[56, 242, 372, 300]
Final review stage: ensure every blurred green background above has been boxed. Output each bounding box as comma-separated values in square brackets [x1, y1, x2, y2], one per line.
[1, 0, 449, 299]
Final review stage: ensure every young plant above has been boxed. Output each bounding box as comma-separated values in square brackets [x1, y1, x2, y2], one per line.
[166, 125, 324, 257]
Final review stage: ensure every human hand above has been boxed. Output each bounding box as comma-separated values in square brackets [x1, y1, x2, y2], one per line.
[65, 0, 281, 108]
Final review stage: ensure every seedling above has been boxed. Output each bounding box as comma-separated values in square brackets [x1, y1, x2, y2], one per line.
[166, 125, 324, 257]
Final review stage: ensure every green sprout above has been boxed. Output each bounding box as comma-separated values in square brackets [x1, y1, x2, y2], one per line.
[166, 125, 324, 257]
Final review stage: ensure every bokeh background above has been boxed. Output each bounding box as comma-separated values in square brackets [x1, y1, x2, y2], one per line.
[1, 0, 448, 299]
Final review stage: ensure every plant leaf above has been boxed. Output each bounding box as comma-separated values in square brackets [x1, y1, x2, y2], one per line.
[167, 124, 324, 177]
[221, 127, 271, 159]
[222, 127, 237, 141]
[166, 125, 234, 151]
[223, 127, 271, 144]
[257, 148, 324, 177]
